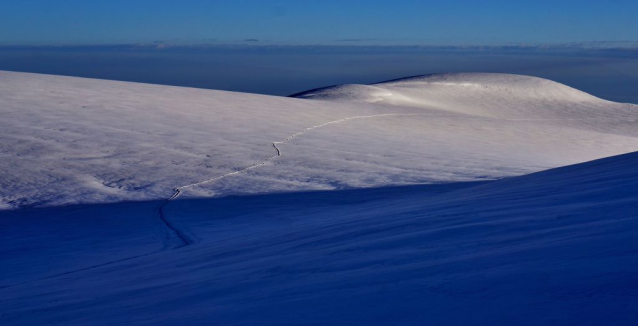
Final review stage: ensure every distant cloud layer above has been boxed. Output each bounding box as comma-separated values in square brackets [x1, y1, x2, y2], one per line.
[336, 39, 378, 42]
[0, 42, 636, 54]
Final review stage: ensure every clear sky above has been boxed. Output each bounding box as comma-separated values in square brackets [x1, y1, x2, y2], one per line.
[1, 0, 637, 46]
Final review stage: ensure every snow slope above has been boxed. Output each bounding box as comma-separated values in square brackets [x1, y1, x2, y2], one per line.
[2, 150, 637, 325]
[1, 71, 638, 324]
[1, 72, 637, 209]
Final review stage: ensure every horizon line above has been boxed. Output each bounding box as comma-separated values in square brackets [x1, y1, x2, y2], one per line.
[1, 41, 637, 51]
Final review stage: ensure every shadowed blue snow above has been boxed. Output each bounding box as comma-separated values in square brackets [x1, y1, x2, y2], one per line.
[1, 152, 638, 324]
[1, 71, 638, 324]
[2, 1, 638, 323]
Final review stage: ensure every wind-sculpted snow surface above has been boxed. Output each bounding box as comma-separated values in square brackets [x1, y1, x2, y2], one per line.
[294, 73, 637, 121]
[1, 71, 638, 324]
[158, 113, 432, 247]
[168, 113, 416, 196]
[3, 71, 636, 209]
[2, 151, 638, 325]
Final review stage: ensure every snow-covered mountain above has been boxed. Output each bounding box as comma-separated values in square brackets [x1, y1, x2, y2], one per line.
[1, 71, 637, 325]
[1, 72, 637, 209]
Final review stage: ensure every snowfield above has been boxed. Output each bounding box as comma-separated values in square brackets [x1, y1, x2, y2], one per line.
[1, 71, 637, 325]
[1, 71, 637, 209]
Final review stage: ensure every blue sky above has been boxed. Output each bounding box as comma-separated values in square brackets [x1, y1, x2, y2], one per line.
[1, 0, 637, 45]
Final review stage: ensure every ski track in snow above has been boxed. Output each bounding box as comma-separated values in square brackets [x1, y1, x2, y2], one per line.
[3, 112, 621, 289]
[158, 113, 432, 248]
[156, 112, 629, 248]
[2, 113, 430, 289]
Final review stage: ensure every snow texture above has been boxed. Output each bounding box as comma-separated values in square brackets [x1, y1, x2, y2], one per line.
[1, 71, 638, 325]
[1, 72, 637, 209]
